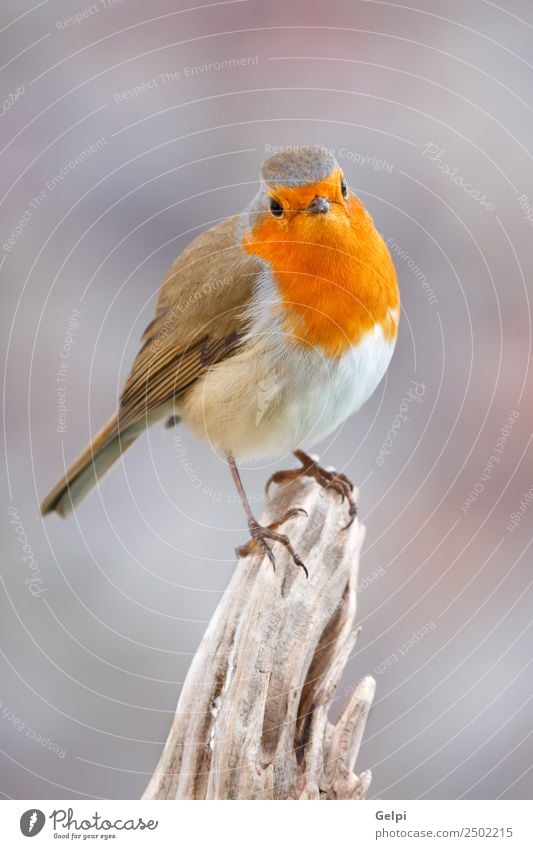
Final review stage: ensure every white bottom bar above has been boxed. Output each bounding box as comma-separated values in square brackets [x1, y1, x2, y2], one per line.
[2, 799, 532, 848]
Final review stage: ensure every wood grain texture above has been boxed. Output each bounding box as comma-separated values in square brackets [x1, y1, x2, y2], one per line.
[143, 474, 375, 800]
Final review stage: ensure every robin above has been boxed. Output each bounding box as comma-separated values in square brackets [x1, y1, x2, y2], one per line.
[41, 146, 399, 575]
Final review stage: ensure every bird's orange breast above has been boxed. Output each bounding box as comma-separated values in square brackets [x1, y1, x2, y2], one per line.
[243, 182, 399, 358]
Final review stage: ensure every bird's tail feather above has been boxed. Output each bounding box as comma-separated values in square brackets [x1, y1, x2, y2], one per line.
[40, 413, 142, 517]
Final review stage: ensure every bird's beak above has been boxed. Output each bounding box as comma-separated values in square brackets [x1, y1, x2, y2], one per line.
[306, 195, 330, 214]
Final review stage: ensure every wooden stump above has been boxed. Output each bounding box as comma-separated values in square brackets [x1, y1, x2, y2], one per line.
[143, 474, 375, 800]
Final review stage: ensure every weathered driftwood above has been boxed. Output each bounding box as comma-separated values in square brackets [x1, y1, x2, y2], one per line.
[143, 474, 375, 800]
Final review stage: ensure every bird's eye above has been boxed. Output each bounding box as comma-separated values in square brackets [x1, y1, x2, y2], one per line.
[269, 198, 283, 217]
[341, 177, 348, 198]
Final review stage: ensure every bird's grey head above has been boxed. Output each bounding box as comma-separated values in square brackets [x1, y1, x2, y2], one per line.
[260, 145, 338, 188]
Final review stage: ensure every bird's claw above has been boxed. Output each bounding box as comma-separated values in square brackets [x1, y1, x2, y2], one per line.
[266, 449, 357, 528]
[235, 513, 308, 578]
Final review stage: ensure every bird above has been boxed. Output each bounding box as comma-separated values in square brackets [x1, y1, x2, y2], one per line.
[41, 146, 399, 575]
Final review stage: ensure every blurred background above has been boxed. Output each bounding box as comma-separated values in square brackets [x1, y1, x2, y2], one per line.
[1, 0, 532, 801]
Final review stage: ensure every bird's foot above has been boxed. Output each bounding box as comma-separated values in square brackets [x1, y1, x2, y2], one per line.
[235, 508, 308, 578]
[266, 449, 357, 530]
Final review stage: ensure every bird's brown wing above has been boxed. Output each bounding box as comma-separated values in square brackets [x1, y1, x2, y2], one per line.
[117, 215, 261, 430]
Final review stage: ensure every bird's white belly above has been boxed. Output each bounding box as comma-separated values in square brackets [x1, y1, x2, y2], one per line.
[180, 321, 395, 460]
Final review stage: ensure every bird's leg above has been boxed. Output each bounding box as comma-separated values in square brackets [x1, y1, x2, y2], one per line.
[226, 453, 308, 577]
[266, 449, 357, 529]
